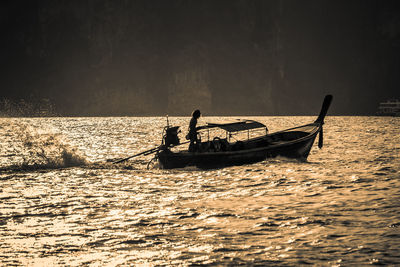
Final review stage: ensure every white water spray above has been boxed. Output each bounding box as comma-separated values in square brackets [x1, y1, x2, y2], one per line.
[1, 120, 87, 170]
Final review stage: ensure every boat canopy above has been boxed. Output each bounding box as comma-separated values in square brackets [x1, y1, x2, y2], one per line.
[198, 120, 266, 133]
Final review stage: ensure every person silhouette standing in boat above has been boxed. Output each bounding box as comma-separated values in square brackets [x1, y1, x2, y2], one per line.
[187, 109, 201, 152]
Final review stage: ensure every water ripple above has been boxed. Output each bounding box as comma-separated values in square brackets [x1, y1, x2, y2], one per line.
[0, 116, 399, 265]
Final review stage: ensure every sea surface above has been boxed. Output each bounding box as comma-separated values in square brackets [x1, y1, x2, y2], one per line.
[0, 116, 399, 266]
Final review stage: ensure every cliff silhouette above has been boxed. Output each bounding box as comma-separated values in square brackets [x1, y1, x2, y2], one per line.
[1, 0, 399, 116]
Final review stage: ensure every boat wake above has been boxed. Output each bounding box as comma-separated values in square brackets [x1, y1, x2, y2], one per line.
[0, 122, 88, 172]
[265, 156, 309, 163]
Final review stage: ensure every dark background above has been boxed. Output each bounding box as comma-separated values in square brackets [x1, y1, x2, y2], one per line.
[1, 0, 399, 116]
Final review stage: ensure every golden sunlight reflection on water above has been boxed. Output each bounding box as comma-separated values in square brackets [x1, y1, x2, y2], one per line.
[0, 116, 399, 265]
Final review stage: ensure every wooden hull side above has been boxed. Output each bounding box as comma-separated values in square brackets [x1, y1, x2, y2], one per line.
[157, 126, 320, 169]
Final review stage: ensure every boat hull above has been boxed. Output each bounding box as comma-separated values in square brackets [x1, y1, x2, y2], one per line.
[157, 127, 319, 169]
[155, 95, 332, 169]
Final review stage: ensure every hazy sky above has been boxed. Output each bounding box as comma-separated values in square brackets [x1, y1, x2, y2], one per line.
[1, 0, 399, 116]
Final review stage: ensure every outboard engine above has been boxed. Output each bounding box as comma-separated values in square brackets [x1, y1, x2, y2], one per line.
[163, 126, 180, 148]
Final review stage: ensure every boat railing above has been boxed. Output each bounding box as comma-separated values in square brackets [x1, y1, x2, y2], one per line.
[269, 123, 319, 135]
[198, 124, 268, 143]
[227, 127, 268, 142]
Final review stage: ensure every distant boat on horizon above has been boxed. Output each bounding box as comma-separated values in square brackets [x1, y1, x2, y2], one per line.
[377, 99, 400, 117]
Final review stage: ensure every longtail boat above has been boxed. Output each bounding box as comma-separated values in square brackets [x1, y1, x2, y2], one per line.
[154, 95, 333, 169]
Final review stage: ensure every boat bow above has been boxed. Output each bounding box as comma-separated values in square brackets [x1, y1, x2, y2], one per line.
[315, 95, 333, 149]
